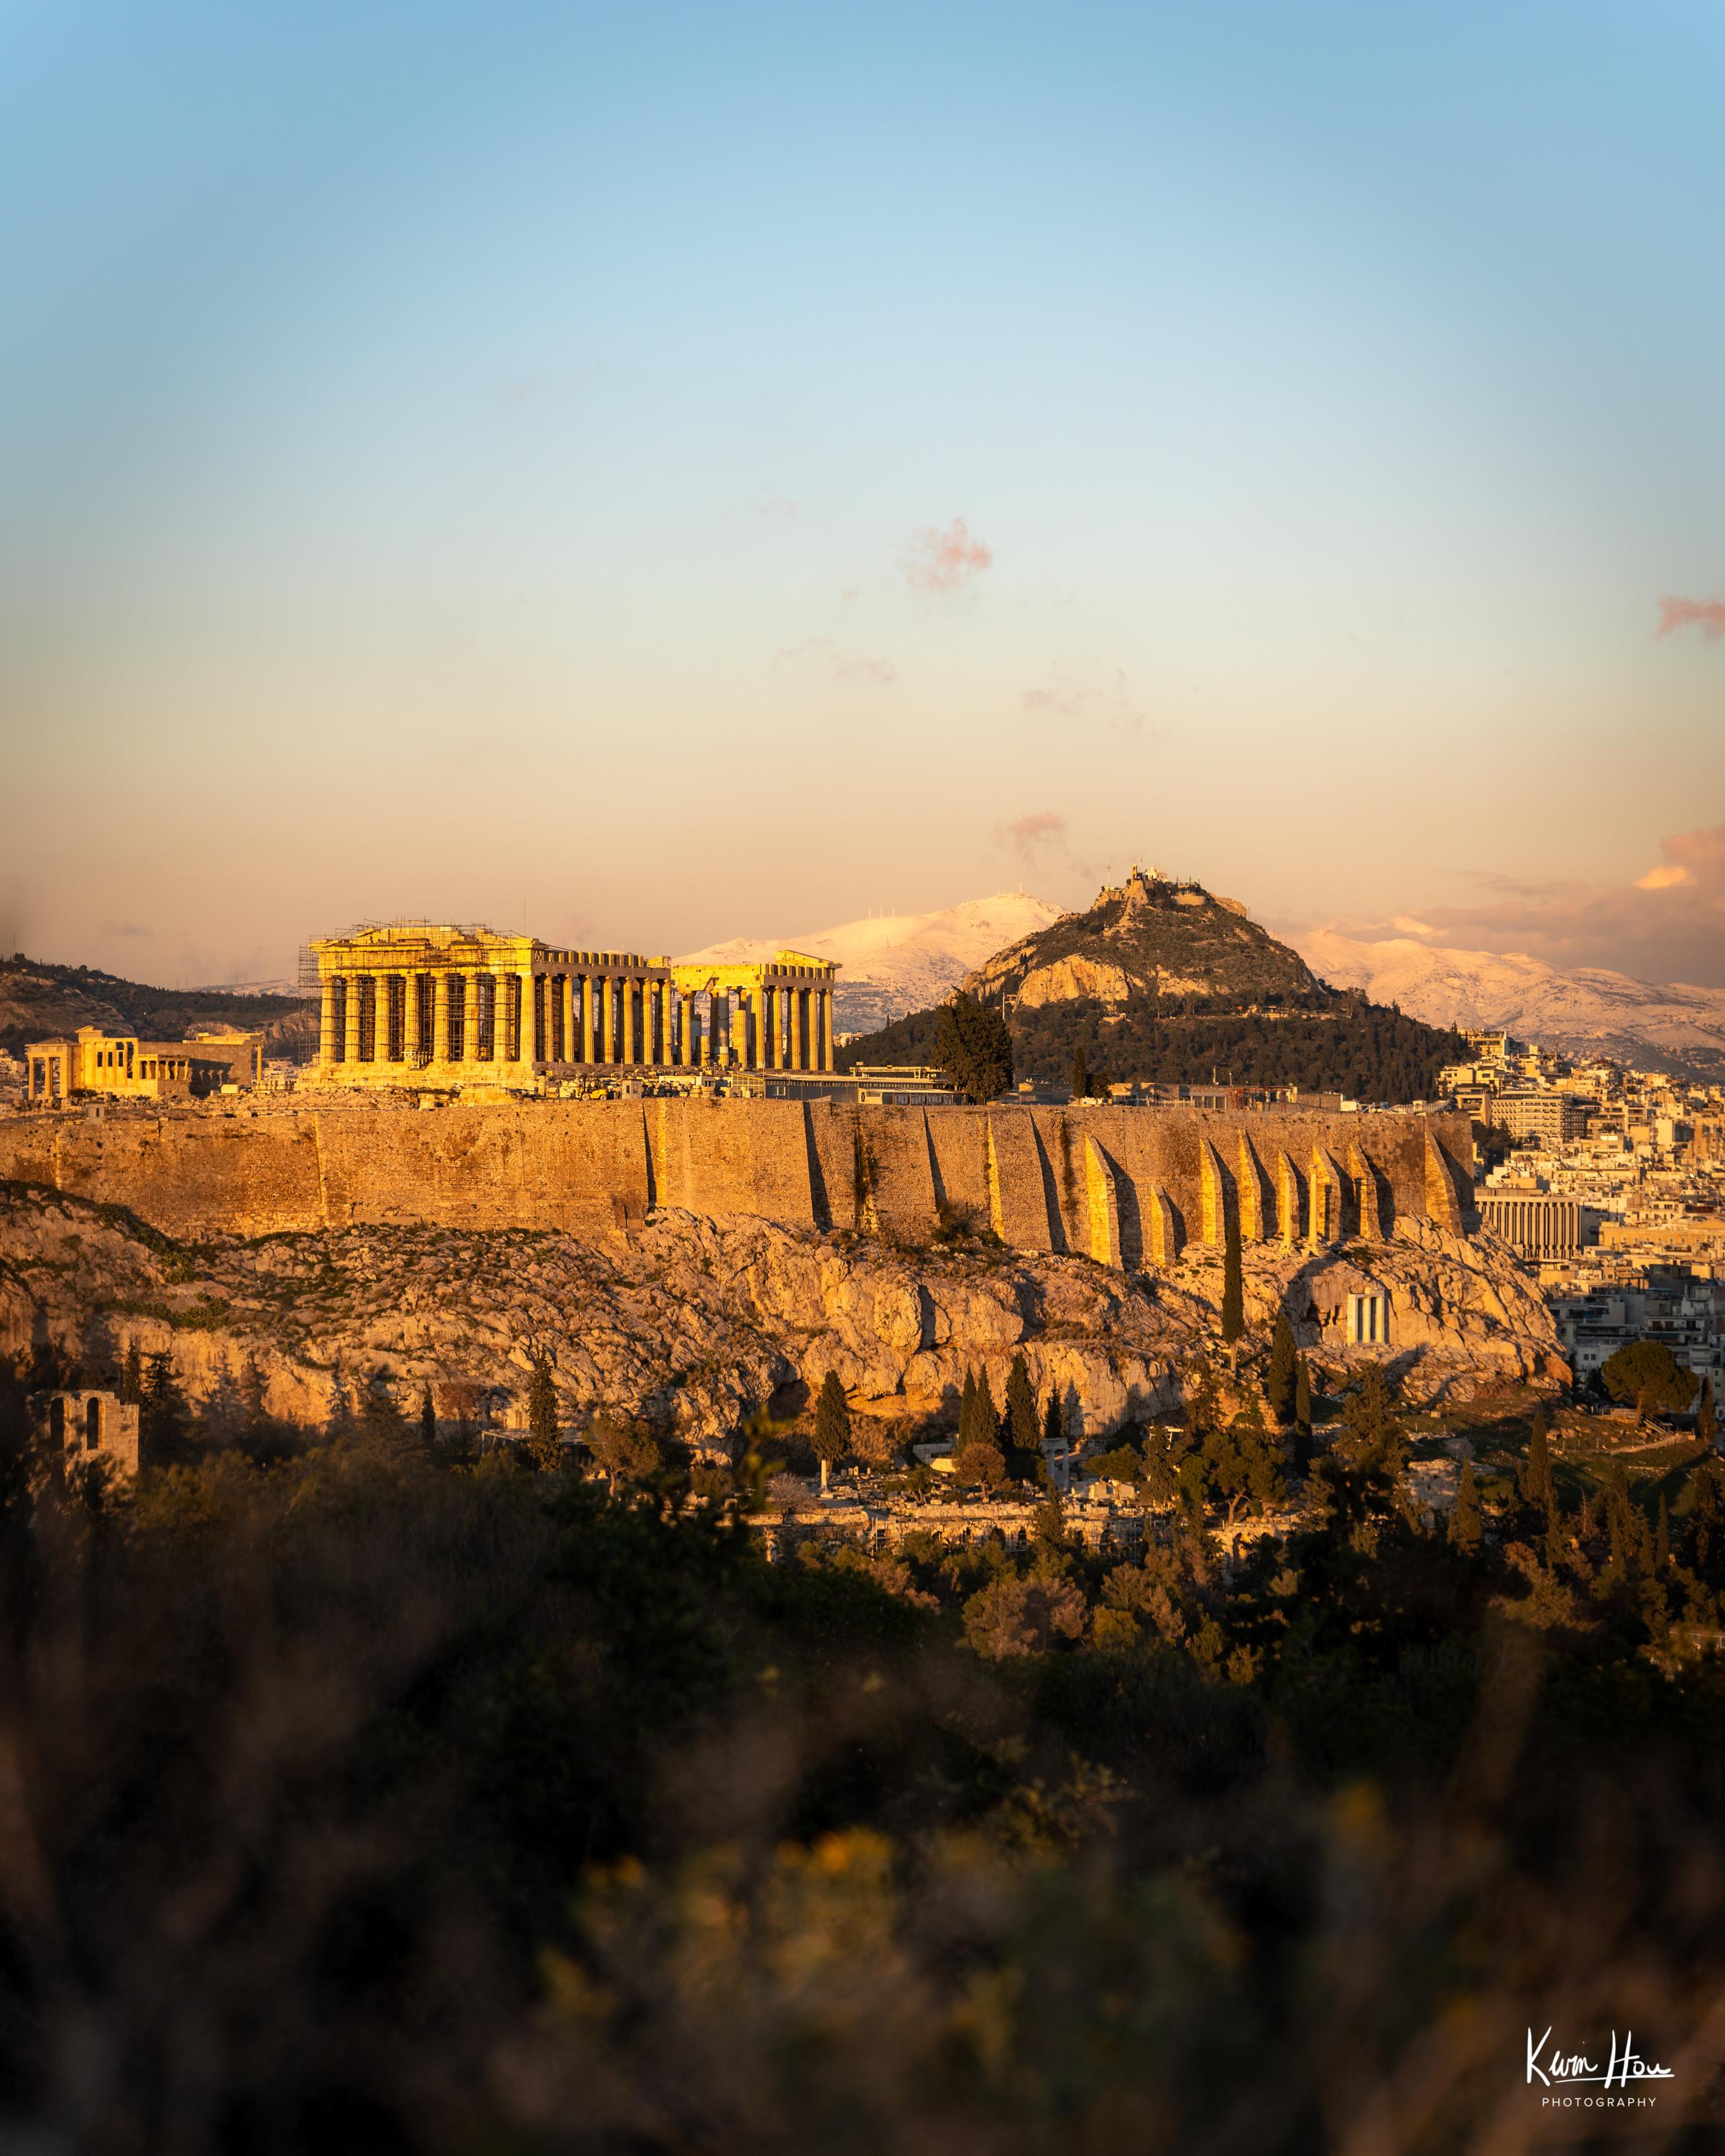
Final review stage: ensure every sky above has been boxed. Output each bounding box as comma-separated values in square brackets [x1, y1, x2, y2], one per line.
[2, 0, 1722, 989]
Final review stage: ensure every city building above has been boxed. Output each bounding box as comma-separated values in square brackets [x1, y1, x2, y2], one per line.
[25, 1026, 263, 1105]
[1491, 1091, 1591, 1146]
[306, 922, 840, 1091]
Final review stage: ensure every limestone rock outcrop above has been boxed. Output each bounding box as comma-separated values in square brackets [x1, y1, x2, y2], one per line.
[1, 1181, 1563, 1458]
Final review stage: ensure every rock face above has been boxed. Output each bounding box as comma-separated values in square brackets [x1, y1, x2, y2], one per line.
[963, 868, 1325, 1010]
[0, 1184, 1563, 1459]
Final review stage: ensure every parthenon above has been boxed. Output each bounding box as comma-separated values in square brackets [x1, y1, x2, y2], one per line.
[307, 923, 839, 1089]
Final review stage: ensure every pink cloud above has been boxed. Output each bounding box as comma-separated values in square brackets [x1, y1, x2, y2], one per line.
[773, 637, 896, 688]
[905, 516, 993, 594]
[1657, 594, 1725, 640]
[1407, 823, 1725, 987]
[995, 811, 1065, 865]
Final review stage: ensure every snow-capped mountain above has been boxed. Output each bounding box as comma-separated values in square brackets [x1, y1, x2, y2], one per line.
[680, 892, 1067, 1033]
[1294, 929, 1725, 1081]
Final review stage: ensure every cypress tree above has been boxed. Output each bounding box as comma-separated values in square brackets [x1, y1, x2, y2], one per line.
[812, 1370, 852, 1490]
[958, 1369, 978, 1451]
[119, 1340, 143, 1406]
[1522, 1413, 1556, 1528]
[1266, 1313, 1297, 1423]
[1700, 1376, 1717, 1451]
[1656, 1492, 1671, 1573]
[1294, 1353, 1312, 1432]
[420, 1383, 437, 1452]
[1220, 1221, 1244, 1344]
[1452, 1459, 1482, 1554]
[141, 1353, 189, 1461]
[971, 1368, 998, 1448]
[1005, 1353, 1039, 1452]
[525, 1354, 561, 1472]
[1071, 1045, 1089, 1102]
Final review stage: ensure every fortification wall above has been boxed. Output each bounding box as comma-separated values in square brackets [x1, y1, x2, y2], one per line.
[0, 1100, 1474, 1262]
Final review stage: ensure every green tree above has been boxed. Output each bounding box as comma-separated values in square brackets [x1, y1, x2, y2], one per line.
[811, 1370, 852, 1491]
[1266, 1312, 1297, 1424]
[1004, 1353, 1039, 1452]
[587, 1415, 663, 1495]
[1220, 1222, 1244, 1345]
[952, 1435, 1007, 1492]
[1070, 1045, 1089, 1102]
[1601, 1340, 1697, 1422]
[420, 1383, 437, 1451]
[118, 1340, 143, 1406]
[958, 1367, 998, 1453]
[1519, 1411, 1556, 1532]
[1294, 1355, 1312, 1430]
[525, 1353, 562, 1472]
[932, 995, 1013, 1104]
[141, 1353, 189, 1462]
[1452, 1458, 1482, 1554]
[1698, 1375, 1716, 1450]
[359, 1381, 409, 1456]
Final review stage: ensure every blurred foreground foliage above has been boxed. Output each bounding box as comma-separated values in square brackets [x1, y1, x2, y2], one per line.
[1, 1368, 1724, 2152]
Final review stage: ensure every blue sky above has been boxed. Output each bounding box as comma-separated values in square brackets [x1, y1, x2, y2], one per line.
[3, 1, 1722, 985]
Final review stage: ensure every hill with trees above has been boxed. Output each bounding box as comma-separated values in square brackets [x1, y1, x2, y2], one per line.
[840, 870, 1466, 1101]
[0, 954, 317, 1062]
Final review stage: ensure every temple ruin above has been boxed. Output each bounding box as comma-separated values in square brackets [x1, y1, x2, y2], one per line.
[305, 923, 839, 1090]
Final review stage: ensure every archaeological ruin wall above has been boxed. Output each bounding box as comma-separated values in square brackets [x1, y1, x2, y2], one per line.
[0, 1100, 1475, 1265]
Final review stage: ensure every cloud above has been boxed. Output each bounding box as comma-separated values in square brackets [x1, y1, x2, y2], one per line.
[1656, 594, 1725, 640]
[1390, 824, 1725, 987]
[99, 918, 152, 939]
[905, 516, 992, 594]
[1391, 916, 1438, 936]
[773, 637, 896, 688]
[1020, 671, 1145, 742]
[995, 811, 1066, 866]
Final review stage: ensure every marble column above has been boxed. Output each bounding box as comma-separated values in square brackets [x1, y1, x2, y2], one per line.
[462, 972, 479, 1064]
[433, 973, 451, 1063]
[519, 969, 536, 1066]
[789, 987, 804, 1071]
[403, 972, 421, 1066]
[820, 988, 834, 1072]
[319, 977, 338, 1066]
[343, 972, 363, 1066]
[678, 989, 695, 1068]
[595, 976, 611, 1064]
[622, 977, 637, 1065]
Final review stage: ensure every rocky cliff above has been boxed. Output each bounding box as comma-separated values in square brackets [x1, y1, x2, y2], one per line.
[1, 1181, 1563, 1459]
[962, 869, 1325, 1009]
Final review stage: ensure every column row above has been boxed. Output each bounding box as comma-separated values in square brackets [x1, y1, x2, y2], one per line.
[320, 972, 840, 1074]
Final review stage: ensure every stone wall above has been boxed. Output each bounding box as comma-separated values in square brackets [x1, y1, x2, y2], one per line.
[0, 1100, 1474, 1262]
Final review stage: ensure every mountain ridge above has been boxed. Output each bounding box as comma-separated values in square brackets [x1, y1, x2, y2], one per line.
[1295, 929, 1725, 1081]
[680, 890, 1066, 1031]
